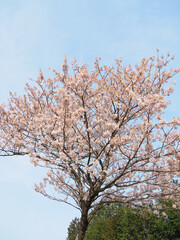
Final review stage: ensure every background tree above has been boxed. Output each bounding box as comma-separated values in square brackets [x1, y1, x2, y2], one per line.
[0, 53, 180, 240]
[67, 202, 180, 240]
[67, 217, 80, 240]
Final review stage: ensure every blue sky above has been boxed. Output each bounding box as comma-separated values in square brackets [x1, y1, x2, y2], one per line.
[0, 0, 180, 239]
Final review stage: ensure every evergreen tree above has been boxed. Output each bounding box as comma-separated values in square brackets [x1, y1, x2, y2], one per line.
[67, 202, 180, 240]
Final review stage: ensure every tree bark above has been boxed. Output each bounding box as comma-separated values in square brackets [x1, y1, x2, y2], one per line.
[77, 206, 89, 240]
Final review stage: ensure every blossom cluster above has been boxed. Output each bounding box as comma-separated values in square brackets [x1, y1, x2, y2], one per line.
[0, 53, 179, 211]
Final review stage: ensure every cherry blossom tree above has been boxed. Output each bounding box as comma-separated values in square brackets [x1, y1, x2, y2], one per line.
[0, 53, 180, 240]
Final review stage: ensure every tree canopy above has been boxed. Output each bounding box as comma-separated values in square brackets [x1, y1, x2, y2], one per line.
[0, 53, 180, 239]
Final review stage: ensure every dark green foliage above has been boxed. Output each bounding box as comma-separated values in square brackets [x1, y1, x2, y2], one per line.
[66, 217, 80, 240]
[85, 205, 147, 240]
[67, 202, 180, 240]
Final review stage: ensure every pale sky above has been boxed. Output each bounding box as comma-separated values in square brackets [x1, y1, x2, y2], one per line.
[0, 0, 180, 239]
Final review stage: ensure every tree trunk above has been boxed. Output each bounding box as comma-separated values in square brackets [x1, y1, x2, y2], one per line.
[76, 207, 89, 240]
